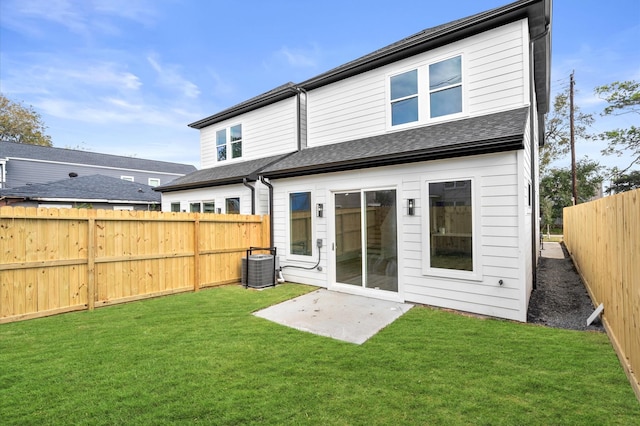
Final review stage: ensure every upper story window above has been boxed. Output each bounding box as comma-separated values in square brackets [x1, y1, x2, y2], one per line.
[148, 178, 160, 187]
[389, 55, 463, 127]
[429, 56, 462, 118]
[216, 124, 243, 162]
[390, 70, 418, 126]
[121, 176, 134, 182]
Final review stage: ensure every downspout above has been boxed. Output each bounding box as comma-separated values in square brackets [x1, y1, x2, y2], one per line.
[259, 175, 274, 248]
[529, 24, 550, 289]
[242, 177, 256, 214]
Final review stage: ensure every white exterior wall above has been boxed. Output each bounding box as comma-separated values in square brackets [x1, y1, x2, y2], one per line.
[161, 181, 270, 215]
[200, 97, 298, 169]
[307, 20, 528, 147]
[271, 151, 529, 321]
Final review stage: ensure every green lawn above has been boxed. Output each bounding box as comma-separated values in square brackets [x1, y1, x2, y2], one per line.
[1, 284, 638, 425]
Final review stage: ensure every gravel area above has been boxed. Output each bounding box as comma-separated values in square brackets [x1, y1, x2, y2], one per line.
[527, 242, 604, 332]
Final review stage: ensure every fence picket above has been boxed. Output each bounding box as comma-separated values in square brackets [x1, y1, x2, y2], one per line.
[564, 188, 640, 400]
[0, 208, 268, 323]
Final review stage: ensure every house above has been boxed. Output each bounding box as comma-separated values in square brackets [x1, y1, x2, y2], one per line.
[0, 141, 196, 191]
[156, 0, 552, 322]
[0, 174, 160, 210]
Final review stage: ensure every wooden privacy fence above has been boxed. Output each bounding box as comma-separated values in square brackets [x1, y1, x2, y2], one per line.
[563, 188, 640, 399]
[0, 207, 269, 323]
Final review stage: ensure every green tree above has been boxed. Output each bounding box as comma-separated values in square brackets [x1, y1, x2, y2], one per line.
[606, 170, 640, 194]
[594, 80, 640, 174]
[541, 85, 594, 173]
[540, 158, 604, 221]
[0, 94, 52, 146]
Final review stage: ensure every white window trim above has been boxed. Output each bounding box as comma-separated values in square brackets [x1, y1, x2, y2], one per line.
[121, 176, 134, 182]
[148, 178, 161, 187]
[215, 123, 243, 163]
[285, 190, 315, 261]
[224, 197, 240, 214]
[386, 53, 466, 130]
[422, 174, 482, 281]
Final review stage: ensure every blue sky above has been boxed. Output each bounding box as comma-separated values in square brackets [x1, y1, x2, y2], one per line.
[1, 0, 638, 171]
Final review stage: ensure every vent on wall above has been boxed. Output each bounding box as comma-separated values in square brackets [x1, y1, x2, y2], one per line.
[241, 247, 277, 288]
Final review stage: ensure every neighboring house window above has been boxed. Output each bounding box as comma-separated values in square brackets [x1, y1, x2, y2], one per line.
[190, 202, 201, 213]
[429, 56, 462, 118]
[121, 176, 134, 182]
[203, 201, 215, 213]
[170, 202, 181, 212]
[389, 55, 463, 127]
[226, 197, 240, 214]
[148, 178, 161, 187]
[390, 69, 419, 126]
[427, 179, 473, 272]
[216, 124, 243, 162]
[289, 192, 312, 256]
[114, 206, 134, 211]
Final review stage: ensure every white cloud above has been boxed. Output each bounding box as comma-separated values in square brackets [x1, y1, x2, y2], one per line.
[147, 55, 200, 99]
[277, 46, 319, 68]
[0, 0, 159, 38]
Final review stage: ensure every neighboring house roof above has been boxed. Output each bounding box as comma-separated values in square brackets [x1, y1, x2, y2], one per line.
[0, 174, 161, 204]
[0, 141, 197, 175]
[154, 153, 294, 192]
[261, 108, 529, 179]
[189, 0, 551, 129]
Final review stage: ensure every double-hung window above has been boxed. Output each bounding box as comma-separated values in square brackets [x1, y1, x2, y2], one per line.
[390, 70, 419, 126]
[389, 55, 463, 127]
[429, 56, 462, 118]
[216, 124, 243, 162]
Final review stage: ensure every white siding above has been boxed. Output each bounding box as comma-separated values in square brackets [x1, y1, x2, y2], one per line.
[200, 97, 298, 169]
[160, 181, 270, 216]
[307, 19, 528, 148]
[270, 150, 530, 322]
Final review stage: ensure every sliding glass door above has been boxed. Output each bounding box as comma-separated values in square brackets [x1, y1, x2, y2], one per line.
[334, 189, 397, 292]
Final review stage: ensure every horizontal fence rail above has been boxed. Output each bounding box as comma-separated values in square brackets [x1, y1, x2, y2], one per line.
[564, 189, 640, 400]
[1, 207, 269, 323]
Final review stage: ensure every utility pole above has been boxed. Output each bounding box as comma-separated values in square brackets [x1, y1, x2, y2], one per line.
[570, 71, 577, 205]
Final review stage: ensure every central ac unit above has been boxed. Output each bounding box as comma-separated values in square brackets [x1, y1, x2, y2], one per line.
[241, 248, 277, 288]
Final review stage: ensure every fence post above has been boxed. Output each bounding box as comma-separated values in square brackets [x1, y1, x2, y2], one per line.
[193, 217, 200, 292]
[87, 217, 96, 310]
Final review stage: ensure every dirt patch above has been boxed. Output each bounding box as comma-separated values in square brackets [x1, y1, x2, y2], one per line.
[528, 243, 604, 332]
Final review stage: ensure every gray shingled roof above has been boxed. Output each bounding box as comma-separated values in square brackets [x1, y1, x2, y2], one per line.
[154, 153, 294, 192]
[261, 107, 529, 179]
[0, 174, 161, 203]
[0, 141, 197, 174]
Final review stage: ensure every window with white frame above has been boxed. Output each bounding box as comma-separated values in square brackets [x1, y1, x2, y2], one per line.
[389, 55, 463, 127]
[148, 178, 160, 187]
[289, 192, 312, 256]
[427, 179, 473, 272]
[216, 124, 243, 162]
[189, 201, 215, 213]
[121, 176, 134, 182]
[170, 202, 181, 212]
[225, 198, 240, 214]
[429, 56, 462, 118]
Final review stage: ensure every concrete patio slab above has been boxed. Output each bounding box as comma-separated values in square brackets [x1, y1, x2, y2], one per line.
[253, 289, 413, 345]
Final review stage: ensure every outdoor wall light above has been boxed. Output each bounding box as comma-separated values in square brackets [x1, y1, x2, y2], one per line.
[408, 199, 415, 216]
[316, 203, 324, 218]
